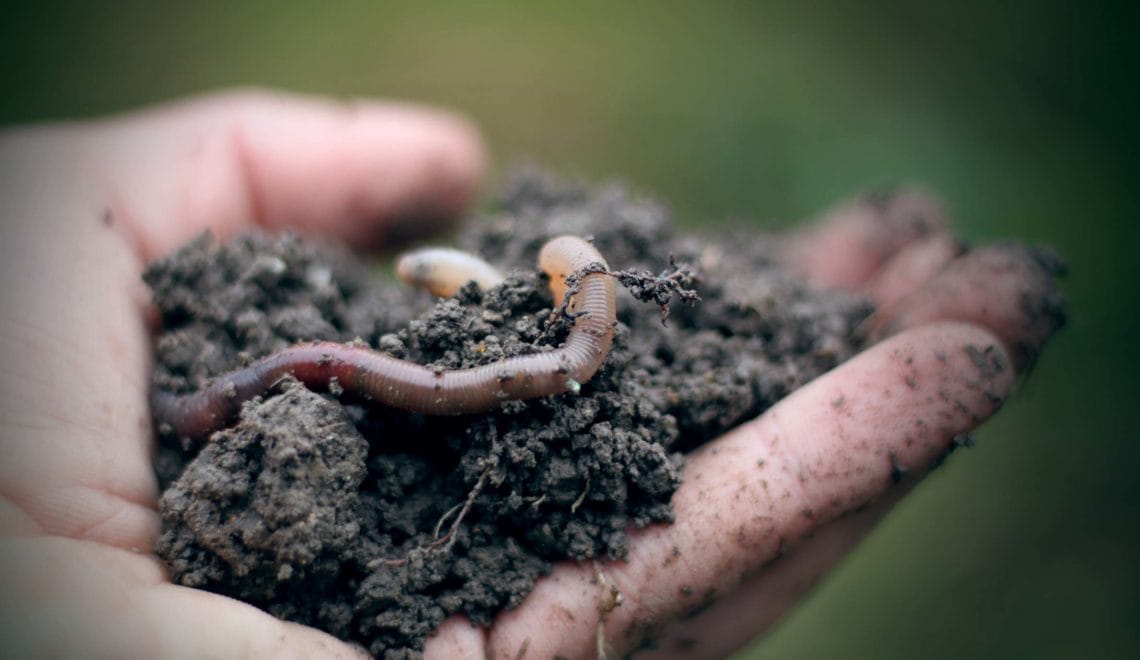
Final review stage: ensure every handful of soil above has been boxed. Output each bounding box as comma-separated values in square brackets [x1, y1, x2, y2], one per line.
[148, 171, 870, 657]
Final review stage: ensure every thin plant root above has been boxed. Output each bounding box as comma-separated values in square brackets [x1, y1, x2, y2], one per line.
[370, 468, 491, 568]
[593, 560, 623, 660]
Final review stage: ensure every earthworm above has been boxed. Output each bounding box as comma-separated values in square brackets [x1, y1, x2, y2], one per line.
[395, 246, 505, 297]
[152, 235, 617, 440]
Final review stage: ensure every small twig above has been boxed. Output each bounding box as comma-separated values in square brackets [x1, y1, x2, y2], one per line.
[571, 475, 591, 515]
[593, 560, 623, 660]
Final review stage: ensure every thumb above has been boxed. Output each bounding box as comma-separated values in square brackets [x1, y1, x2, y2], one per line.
[0, 536, 368, 659]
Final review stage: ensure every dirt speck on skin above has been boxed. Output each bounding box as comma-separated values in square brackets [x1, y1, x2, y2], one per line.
[149, 171, 871, 657]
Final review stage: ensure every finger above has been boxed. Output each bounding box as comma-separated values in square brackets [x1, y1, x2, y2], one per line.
[783, 187, 949, 290]
[865, 233, 965, 310]
[423, 616, 487, 659]
[0, 536, 367, 659]
[639, 243, 1068, 655]
[82, 89, 486, 260]
[642, 482, 910, 658]
[486, 322, 1016, 657]
[868, 244, 1068, 370]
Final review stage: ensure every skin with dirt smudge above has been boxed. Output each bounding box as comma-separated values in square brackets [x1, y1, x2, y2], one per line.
[0, 91, 1064, 660]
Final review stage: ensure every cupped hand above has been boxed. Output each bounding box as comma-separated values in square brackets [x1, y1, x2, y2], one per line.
[0, 91, 1063, 659]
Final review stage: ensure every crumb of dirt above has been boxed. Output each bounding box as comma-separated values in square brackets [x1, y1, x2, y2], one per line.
[149, 170, 871, 657]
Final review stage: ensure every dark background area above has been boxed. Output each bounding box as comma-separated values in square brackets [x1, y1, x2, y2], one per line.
[2, 2, 1135, 657]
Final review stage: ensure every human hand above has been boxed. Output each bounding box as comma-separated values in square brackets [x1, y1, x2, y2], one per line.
[0, 90, 484, 658]
[483, 188, 1064, 658]
[0, 90, 1064, 659]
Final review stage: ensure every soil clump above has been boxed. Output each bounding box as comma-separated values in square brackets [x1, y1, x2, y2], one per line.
[150, 171, 871, 657]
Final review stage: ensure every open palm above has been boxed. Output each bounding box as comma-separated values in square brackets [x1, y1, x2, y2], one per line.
[0, 91, 1062, 659]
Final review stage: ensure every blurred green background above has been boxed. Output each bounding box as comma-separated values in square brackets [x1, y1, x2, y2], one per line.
[3, 1, 1135, 657]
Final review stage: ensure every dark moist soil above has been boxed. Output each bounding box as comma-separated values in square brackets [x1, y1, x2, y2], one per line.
[149, 171, 872, 658]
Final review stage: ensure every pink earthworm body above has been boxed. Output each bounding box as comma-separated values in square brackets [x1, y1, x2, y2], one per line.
[152, 236, 617, 440]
